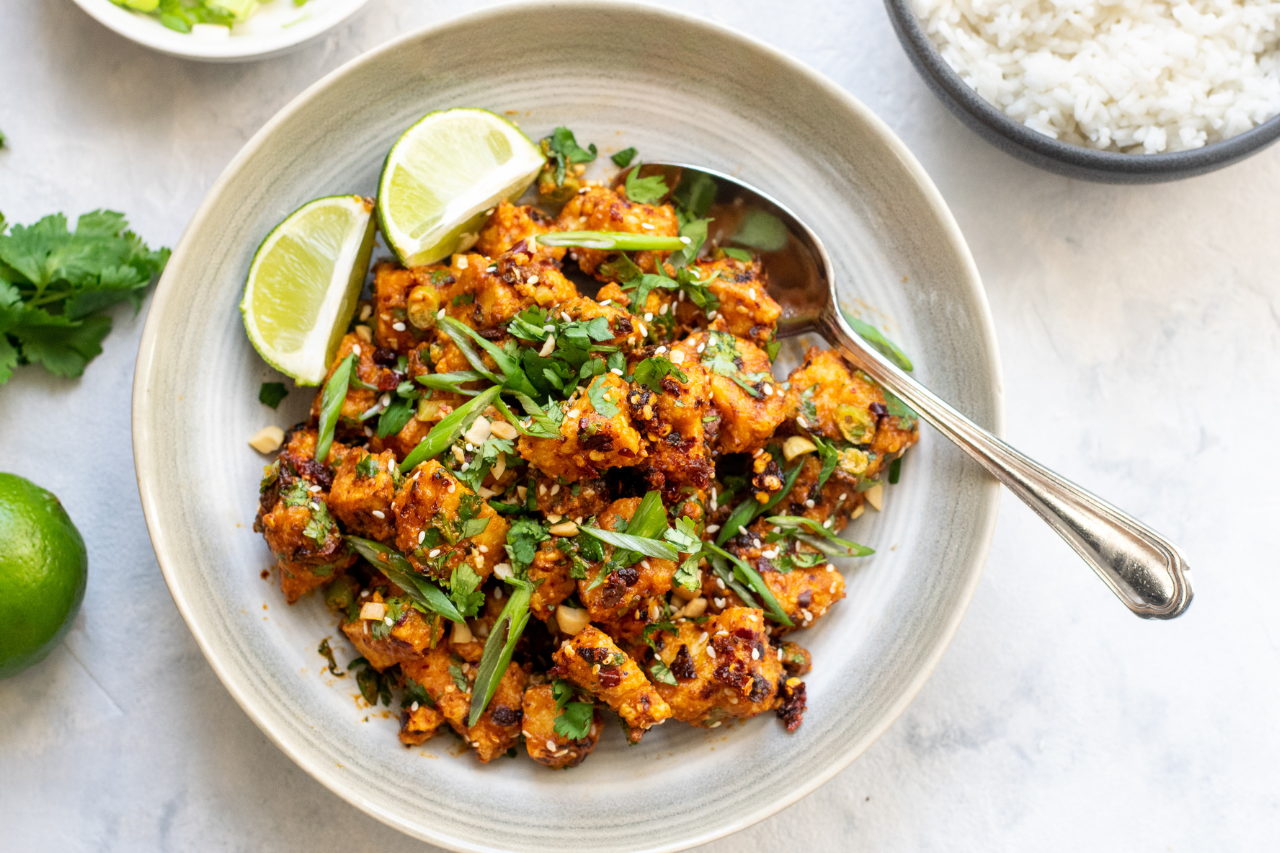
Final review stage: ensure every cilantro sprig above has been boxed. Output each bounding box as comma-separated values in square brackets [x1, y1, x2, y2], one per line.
[552, 679, 595, 739]
[0, 209, 168, 384]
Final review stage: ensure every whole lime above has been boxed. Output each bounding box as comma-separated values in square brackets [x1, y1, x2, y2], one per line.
[0, 473, 88, 679]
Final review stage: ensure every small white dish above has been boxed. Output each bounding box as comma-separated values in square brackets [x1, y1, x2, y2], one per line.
[132, 2, 1004, 850]
[69, 0, 370, 62]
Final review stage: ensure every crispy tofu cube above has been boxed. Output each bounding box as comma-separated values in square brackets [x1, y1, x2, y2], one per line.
[521, 683, 602, 769]
[673, 330, 788, 454]
[556, 186, 679, 278]
[551, 625, 671, 742]
[328, 448, 399, 541]
[475, 201, 565, 263]
[679, 256, 781, 345]
[517, 374, 646, 481]
[392, 460, 510, 581]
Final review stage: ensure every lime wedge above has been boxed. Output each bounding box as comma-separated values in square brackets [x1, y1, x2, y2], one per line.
[240, 195, 376, 385]
[377, 108, 545, 266]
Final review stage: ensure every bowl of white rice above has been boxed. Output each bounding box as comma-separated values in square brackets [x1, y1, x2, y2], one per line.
[886, 0, 1280, 182]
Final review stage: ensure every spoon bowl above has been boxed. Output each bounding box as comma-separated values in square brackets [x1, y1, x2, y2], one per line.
[646, 162, 1194, 619]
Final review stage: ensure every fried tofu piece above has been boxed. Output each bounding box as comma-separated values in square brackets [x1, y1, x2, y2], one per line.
[328, 448, 399, 541]
[578, 498, 677, 624]
[720, 524, 847, 633]
[402, 644, 529, 762]
[373, 262, 439, 355]
[340, 588, 444, 670]
[309, 333, 404, 436]
[555, 295, 646, 349]
[521, 683, 602, 769]
[677, 256, 781, 345]
[626, 356, 715, 496]
[517, 374, 646, 481]
[391, 460, 510, 581]
[399, 702, 446, 746]
[649, 607, 785, 728]
[787, 347, 919, 481]
[778, 639, 812, 676]
[475, 201, 565, 263]
[775, 453, 866, 527]
[551, 625, 672, 742]
[528, 544, 577, 621]
[531, 474, 610, 520]
[556, 186, 679, 278]
[672, 329, 787, 454]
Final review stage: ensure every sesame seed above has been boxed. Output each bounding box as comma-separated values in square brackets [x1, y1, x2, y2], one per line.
[479, 545, 488, 553]
[762, 550, 777, 559]
[428, 549, 441, 558]
[371, 510, 385, 519]
[539, 484, 547, 495]
[707, 310, 718, 319]
[561, 312, 572, 323]
[546, 739, 557, 751]
[762, 385, 773, 396]
[655, 346, 667, 355]
[707, 646, 717, 659]
[567, 409, 580, 419]
[411, 701, 420, 711]
[599, 299, 612, 306]
[528, 275, 539, 285]
[823, 518, 834, 528]
[715, 578, 725, 590]
[384, 616, 393, 626]
[796, 416, 809, 429]
[543, 325, 555, 332]
[804, 499, 815, 508]
[680, 236, 691, 244]
[699, 632, 709, 643]
[392, 322, 406, 332]
[487, 265, 497, 273]
[641, 223, 655, 230]
[644, 313, 654, 322]
[696, 343, 705, 353]
[610, 368, 623, 376]
[550, 484, 561, 496]
[465, 443, 474, 452]
[670, 350, 685, 364]
[714, 597, 725, 608]
[839, 493, 848, 501]
[777, 648, 784, 660]
[364, 426, 373, 437]
[830, 583, 838, 593]
[419, 530, 426, 544]
[641, 560, 651, 570]
[494, 586, 503, 599]
[659, 303, 669, 315]
[308, 484, 321, 493]
[751, 647, 760, 660]
[352, 345, 361, 356]
[360, 590, 370, 598]
[437, 308, 446, 319]
[636, 323, 647, 337]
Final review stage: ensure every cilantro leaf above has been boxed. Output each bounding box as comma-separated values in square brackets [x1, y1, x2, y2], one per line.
[623, 165, 669, 204]
[545, 127, 598, 185]
[506, 517, 549, 574]
[449, 661, 470, 693]
[449, 563, 487, 618]
[611, 147, 637, 167]
[259, 381, 288, 408]
[552, 678, 595, 739]
[663, 516, 702, 553]
[649, 659, 678, 686]
[632, 356, 688, 393]
[586, 378, 619, 418]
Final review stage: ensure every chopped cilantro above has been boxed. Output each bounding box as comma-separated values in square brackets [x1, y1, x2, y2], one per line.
[355, 453, 381, 479]
[544, 126, 598, 185]
[611, 147, 637, 167]
[506, 517, 549, 575]
[258, 381, 288, 408]
[449, 661, 470, 693]
[889, 456, 903, 484]
[552, 678, 595, 740]
[732, 209, 788, 252]
[348, 657, 393, 706]
[721, 247, 753, 262]
[623, 164, 669, 204]
[317, 638, 345, 676]
[649, 659, 678, 686]
[302, 500, 334, 548]
[448, 563, 486, 618]
[586, 378, 619, 418]
[631, 356, 688, 393]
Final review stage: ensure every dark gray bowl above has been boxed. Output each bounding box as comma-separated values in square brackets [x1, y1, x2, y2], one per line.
[885, 0, 1280, 183]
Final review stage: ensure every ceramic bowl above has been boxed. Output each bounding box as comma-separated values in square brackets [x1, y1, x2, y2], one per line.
[884, 0, 1280, 183]
[69, 0, 370, 62]
[132, 3, 1003, 850]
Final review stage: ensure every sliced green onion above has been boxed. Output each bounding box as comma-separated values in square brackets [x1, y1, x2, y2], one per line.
[577, 527, 680, 561]
[467, 580, 533, 726]
[399, 385, 501, 473]
[346, 536, 465, 624]
[536, 230, 687, 251]
[765, 515, 875, 557]
[315, 353, 355, 462]
[416, 370, 487, 395]
[439, 316, 538, 397]
[843, 312, 914, 372]
[716, 461, 803, 545]
[705, 542, 792, 626]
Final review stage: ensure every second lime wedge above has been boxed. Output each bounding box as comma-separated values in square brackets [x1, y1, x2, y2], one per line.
[377, 108, 545, 266]
[240, 195, 376, 385]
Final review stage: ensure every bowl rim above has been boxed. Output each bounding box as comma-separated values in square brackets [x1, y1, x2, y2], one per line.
[68, 0, 372, 62]
[883, 0, 1280, 175]
[132, 2, 1006, 849]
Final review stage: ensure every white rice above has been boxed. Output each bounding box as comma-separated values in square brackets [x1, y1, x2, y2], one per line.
[912, 0, 1280, 153]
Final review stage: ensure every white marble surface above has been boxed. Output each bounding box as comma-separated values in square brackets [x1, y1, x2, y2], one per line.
[1, 0, 1275, 850]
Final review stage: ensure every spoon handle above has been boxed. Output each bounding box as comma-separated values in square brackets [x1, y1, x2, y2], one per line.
[820, 310, 1193, 619]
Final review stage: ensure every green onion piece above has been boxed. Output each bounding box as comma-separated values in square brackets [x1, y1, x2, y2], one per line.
[888, 456, 903, 484]
[715, 461, 803, 545]
[704, 542, 793, 626]
[345, 536, 466, 624]
[399, 385, 501, 473]
[467, 580, 533, 726]
[416, 370, 488, 395]
[842, 312, 914, 372]
[577, 527, 680, 561]
[765, 515, 875, 557]
[536, 231, 687, 251]
[439, 316, 538, 398]
[315, 353, 355, 462]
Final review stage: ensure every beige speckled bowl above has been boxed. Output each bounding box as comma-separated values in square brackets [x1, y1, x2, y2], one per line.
[132, 3, 1003, 851]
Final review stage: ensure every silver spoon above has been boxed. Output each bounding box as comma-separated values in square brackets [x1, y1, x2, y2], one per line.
[644, 163, 1193, 619]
